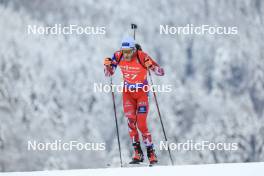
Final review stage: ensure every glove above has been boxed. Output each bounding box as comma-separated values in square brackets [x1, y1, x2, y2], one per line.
[104, 57, 112, 66]
[154, 66, 165, 76]
[144, 58, 153, 69]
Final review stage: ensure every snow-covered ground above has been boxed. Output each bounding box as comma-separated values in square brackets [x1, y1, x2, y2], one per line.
[0, 0, 264, 172]
[0, 162, 263, 176]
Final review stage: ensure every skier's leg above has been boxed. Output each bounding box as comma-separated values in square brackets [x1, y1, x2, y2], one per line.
[123, 91, 139, 143]
[136, 90, 158, 164]
[136, 91, 152, 147]
[123, 90, 144, 163]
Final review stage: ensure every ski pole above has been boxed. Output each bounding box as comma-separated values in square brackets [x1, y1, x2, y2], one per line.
[148, 70, 174, 165]
[131, 24, 137, 40]
[110, 76, 123, 167]
[131, 23, 174, 165]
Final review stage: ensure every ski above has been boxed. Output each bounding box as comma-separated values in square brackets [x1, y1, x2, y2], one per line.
[149, 162, 158, 167]
[123, 162, 152, 167]
[123, 161, 159, 167]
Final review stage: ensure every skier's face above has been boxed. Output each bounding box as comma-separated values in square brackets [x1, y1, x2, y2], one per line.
[122, 48, 134, 61]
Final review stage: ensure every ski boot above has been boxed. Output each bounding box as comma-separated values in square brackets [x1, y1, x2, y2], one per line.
[129, 142, 144, 164]
[147, 145, 158, 165]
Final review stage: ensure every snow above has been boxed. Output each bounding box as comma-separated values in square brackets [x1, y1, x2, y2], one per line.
[0, 0, 264, 172]
[0, 162, 263, 176]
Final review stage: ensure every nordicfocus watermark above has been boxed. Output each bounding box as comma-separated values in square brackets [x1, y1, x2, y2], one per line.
[159, 140, 238, 151]
[27, 140, 106, 151]
[160, 24, 238, 35]
[27, 24, 106, 35]
[94, 82, 173, 93]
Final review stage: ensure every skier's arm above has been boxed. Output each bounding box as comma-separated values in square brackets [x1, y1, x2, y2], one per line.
[143, 53, 165, 76]
[104, 53, 118, 77]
